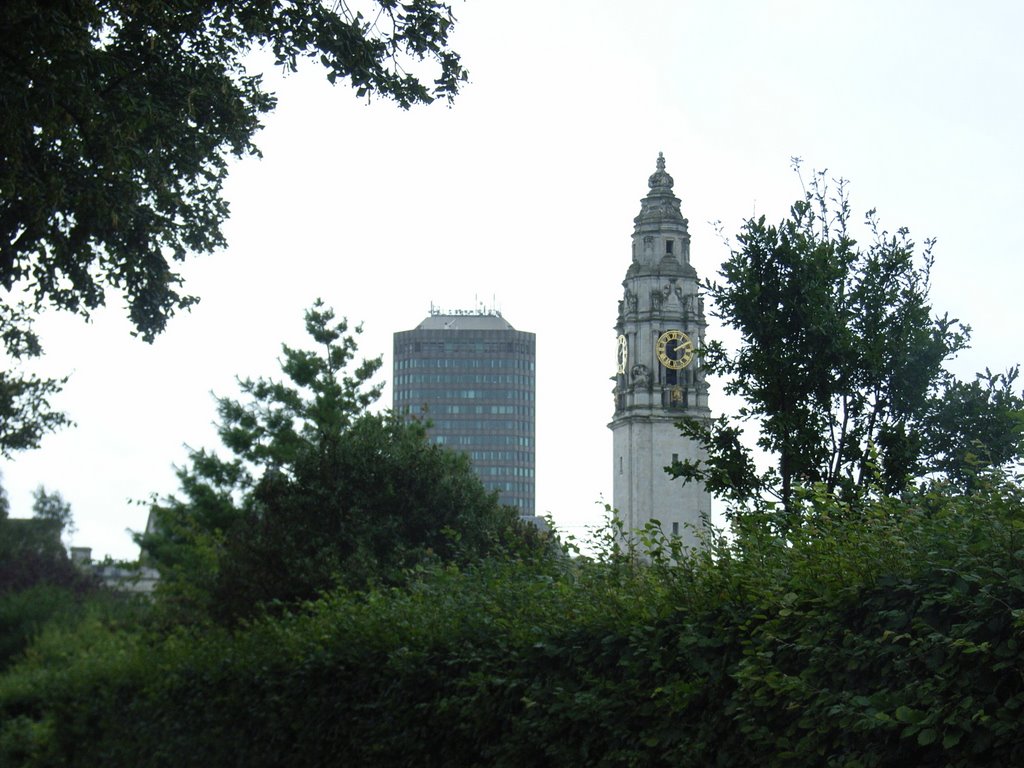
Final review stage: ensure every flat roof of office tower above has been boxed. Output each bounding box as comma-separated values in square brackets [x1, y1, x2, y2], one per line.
[414, 312, 518, 332]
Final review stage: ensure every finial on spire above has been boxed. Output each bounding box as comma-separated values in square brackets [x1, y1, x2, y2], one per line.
[648, 152, 673, 191]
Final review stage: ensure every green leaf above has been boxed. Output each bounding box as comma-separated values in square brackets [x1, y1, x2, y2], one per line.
[895, 705, 923, 724]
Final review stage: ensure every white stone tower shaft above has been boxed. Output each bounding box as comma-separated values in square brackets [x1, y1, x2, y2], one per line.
[609, 153, 711, 547]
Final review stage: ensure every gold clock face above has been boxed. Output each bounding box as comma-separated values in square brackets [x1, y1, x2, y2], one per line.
[616, 334, 628, 374]
[656, 330, 694, 370]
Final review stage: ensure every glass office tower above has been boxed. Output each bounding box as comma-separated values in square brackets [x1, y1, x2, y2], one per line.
[393, 310, 536, 515]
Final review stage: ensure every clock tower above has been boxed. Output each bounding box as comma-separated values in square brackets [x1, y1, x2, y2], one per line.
[610, 153, 711, 548]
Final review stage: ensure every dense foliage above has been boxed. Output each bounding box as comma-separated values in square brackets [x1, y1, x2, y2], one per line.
[0, 517, 75, 597]
[139, 301, 540, 623]
[0, 485, 96, 670]
[0, 0, 467, 453]
[0, 480, 84, 598]
[674, 168, 1024, 517]
[2, 478, 1023, 766]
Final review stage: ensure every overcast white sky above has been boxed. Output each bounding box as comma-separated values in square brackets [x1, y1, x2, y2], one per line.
[3, 0, 1023, 560]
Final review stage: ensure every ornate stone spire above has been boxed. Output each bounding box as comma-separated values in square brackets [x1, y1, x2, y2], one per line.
[634, 152, 686, 229]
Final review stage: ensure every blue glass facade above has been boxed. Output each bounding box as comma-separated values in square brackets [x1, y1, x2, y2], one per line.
[393, 314, 536, 515]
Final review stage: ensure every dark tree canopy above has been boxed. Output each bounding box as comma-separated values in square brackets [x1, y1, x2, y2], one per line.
[140, 301, 541, 623]
[0, 508, 86, 597]
[0, 481, 81, 596]
[31, 485, 75, 535]
[211, 412, 528, 621]
[0, 0, 466, 336]
[922, 367, 1024, 491]
[674, 167, 1024, 519]
[0, 0, 467, 453]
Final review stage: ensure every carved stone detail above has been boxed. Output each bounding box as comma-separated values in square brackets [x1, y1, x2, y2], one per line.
[630, 363, 651, 389]
[624, 289, 638, 315]
[647, 151, 674, 190]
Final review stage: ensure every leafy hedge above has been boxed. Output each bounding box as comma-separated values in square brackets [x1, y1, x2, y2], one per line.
[2, 481, 1023, 766]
